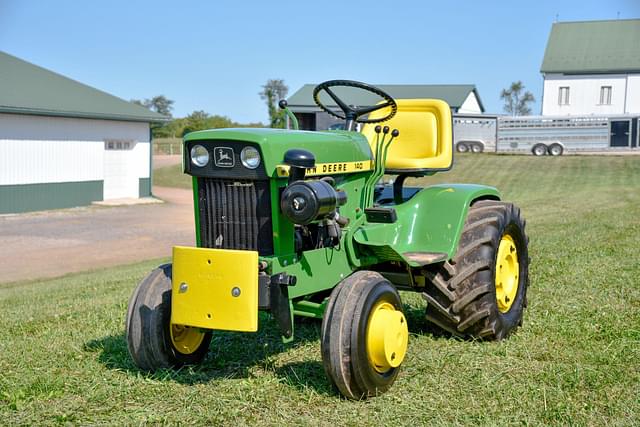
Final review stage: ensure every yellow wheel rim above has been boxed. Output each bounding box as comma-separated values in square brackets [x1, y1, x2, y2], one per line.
[495, 233, 520, 313]
[366, 301, 408, 373]
[170, 324, 205, 355]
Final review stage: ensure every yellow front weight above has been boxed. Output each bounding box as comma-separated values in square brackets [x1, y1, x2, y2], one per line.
[495, 234, 519, 313]
[366, 302, 408, 373]
[171, 246, 259, 332]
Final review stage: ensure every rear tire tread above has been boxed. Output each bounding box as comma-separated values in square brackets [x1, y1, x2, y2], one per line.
[421, 201, 529, 340]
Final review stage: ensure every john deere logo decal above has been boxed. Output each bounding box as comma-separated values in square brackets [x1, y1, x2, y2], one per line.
[214, 147, 234, 167]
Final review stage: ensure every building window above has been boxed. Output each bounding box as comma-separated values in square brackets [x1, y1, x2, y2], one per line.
[558, 87, 570, 105]
[105, 140, 132, 150]
[600, 86, 612, 105]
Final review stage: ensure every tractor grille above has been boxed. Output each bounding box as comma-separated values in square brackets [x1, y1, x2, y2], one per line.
[197, 178, 274, 255]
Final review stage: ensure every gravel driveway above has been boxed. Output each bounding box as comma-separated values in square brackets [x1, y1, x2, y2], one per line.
[0, 185, 195, 284]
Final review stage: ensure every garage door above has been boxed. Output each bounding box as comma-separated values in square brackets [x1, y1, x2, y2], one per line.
[103, 140, 138, 199]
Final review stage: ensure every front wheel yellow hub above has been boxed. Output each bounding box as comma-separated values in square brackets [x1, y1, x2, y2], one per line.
[366, 302, 408, 373]
[495, 233, 520, 313]
[170, 324, 205, 354]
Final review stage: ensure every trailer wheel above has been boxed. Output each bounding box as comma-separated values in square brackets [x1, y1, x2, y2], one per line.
[422, 200, 529, 340]
[531, 144, 547, 156]
[548, 143, 563, 156]
[470, 143, 484, 153]
[321, 271, 408, 399]
[126, 264, 212, 371]
[456, 142, 469, 153]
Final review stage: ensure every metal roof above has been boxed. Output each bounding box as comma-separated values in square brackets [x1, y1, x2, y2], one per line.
[541, 19, 640, 74]
[287, 84, 484, 112]
[0, 51, 167, 122]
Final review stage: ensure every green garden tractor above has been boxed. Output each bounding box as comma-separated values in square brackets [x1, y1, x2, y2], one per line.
[126, 80, 529, 399]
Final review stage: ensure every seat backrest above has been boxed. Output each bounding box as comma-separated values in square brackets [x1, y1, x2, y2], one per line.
[361, 99, 453, 174]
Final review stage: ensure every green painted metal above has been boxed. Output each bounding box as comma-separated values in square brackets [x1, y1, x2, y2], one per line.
[282, 106, 299, 130]
[353, 184, 500, 265]
[184, 128, 373, 177]
[292, 300, 328, 319]
[138, 178, 151, 197]
[268, 178, 295, 255]
[181, 126, 502, 336]
[362, 130, 397, 207]
[0, 180, 103, 214]
[275, 244, 353, 300]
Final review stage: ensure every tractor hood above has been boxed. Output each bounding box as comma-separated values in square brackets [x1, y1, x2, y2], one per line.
[184, 128, 373, 178]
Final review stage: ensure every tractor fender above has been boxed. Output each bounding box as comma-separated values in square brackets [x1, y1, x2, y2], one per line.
[352, 184, 500, 267]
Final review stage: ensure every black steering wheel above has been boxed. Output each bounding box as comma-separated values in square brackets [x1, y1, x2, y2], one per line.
[312, 80, 397, 125]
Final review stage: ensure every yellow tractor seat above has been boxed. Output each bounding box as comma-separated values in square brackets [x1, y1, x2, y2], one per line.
[361, 99, 453, 175]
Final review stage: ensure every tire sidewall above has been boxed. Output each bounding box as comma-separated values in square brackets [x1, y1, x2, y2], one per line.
[549, 144, 563, 156]
[492, 218, 528, 337]
[532, 144, 546, 156]
[161, 265, 212, 366]
[126, 264, 211, 370]
[350, 279, 403, 395]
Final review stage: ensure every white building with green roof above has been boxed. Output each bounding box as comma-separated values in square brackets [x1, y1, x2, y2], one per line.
[540, 19, 640, 116]
[0, 51, 167, 214]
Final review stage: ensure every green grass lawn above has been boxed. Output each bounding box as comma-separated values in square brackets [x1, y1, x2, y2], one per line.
[2, 155, 639, 425]
[153, 163, 191, 189]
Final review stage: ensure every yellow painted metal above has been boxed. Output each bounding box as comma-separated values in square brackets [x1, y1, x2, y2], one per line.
[366, 301, 409, 373]
[171, 246, 259, 332]
[495, 234, 520, 313]
[361, 99, 453, 171]
[276, 160, 373, 178]
[170, 324, 205, 354]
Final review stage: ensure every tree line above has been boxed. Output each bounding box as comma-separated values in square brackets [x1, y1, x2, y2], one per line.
[131, 79, 288, 139]
[133, 79, 535, 139]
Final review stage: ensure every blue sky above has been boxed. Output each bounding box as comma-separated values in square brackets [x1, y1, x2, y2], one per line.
[1, 0, 638, 123]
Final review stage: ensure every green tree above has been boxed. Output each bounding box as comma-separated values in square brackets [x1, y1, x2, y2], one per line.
[146, 95, 174, 117]
[131, 95, 175, 138]
[130, 95, 174, 117]
[500, 81, 535, 116]
[180, 111, 237, 136]
[259, 79, 288, 128]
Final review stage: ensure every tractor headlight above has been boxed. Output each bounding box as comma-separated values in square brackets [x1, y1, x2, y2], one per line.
[241, 147, 261, 169]
[190, 145, 209, 167]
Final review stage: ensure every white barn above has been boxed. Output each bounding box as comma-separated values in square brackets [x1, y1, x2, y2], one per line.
[0, 51, 166, 214]
[540, 19, 640, 116]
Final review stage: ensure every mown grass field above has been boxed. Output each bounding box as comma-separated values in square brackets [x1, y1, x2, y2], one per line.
[2, 155, 639, 425]
[153, 162, 191, 189]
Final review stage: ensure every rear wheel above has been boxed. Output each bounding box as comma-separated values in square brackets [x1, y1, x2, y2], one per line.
[470, 143, 484, 153]
[126, 264, 212, 370]
[548, 143, 564, 156]
[321, 271, 408, 399]
[422, 201, 529, 340]
[531, 144, 547, 156]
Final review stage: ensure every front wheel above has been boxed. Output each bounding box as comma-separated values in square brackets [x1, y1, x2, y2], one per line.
[531, 144, 547, 156]
[456, 142, 469, 153]
[126, 264, 212, 371]
[321, 271, 408, 399]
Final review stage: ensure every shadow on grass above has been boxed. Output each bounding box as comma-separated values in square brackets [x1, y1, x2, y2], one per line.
[403, 302, 452, 338]
[84, 313, 332, 394]
[85, 302, 452, 396]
